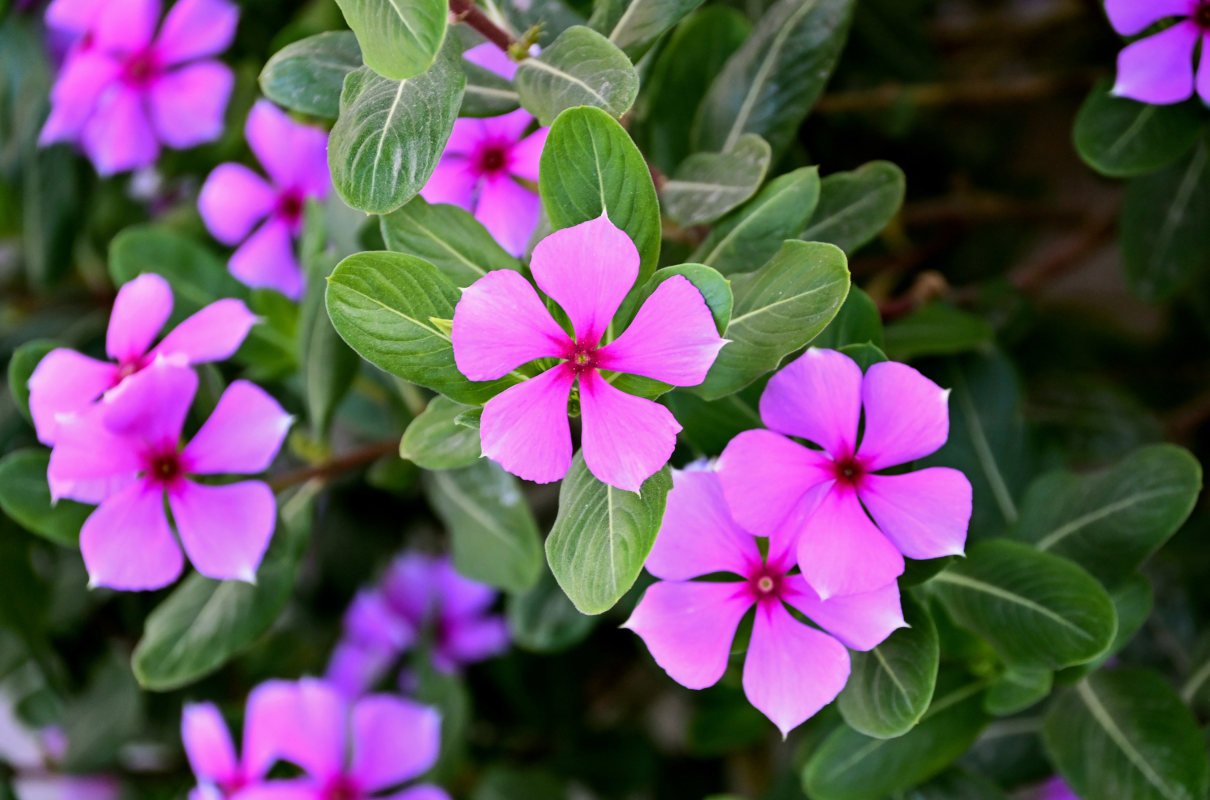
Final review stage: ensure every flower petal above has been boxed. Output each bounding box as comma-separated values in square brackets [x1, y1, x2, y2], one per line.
[170, 480, 276, 582]
[154, 0, 239, 65]
[716, 429, 834, 536]
[181, 381, 292, 475]
[464, 41, 517, 80]
[28, 349, 117, 446]
[1104, 0, 1193, 36]
[242, 681, 307, 779]
[265, 679, 347, 781]
[508, 127, 548, 183]
[382, 553, 438, 624]
[80, 481, 183, 590]
[579, 370, 680, 493]
[479, 107, 535, 142]
[857, 468, 971, 560]
[228, 217, 303, 300]
[857, 360, 951, 470]
[181, 703, 238, 785]
[418, 158, 478, 209]
[645, 469, 760, 581]
[474, 174, 540, 257]
[350, 696, 442, 791]
[479, 365, 575, 484]
[759, 348, 863, 457]
[742, 602, 850, 737]
[106, 272, 172, 363]
[344, 589, 415, 651]
[227, 781, 316, 800]
[46, 408, 142, 503]
[325, 641, 394, 699]
[1112, 22, 1200, 105]
[433, 557, 496, 618]
[101, 361, 197, 450]
[198, 164, 276, 245]
[245, 100, 330, 193]
[1198, 34, 1210, 104]
[438, 616, 509, 668]
[596, 275, 726, 386]
[91, 0, 159, 52]
[797, 483, 904, 599]
[38, 50, 121, 145]
[783, 575, 905, 651]
[150, 299, 258, 364]
[44, 0, 105, 32]
[149, 61, 234, 148]
[81, 84, 159, 175]
[451, 268, 569, 381]
[623, 580, 751, 689]
[530, 215, 639, 346]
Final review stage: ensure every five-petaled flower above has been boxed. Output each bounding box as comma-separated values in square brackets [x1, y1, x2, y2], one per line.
[717, 348, 972, 600]
[47, 361, 292, 590]
[28, 272, 256, 447]
[1106, 0, 1210, 104]
[624, 469, 905, 737]
[199, 101, 331, 299]
[39, 0, 239, 175]
[451, 214, 727, 492]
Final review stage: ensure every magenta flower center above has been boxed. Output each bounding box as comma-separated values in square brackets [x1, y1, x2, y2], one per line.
[218, 774, 248, 797]
[747, 564, 786, 604]
[1197, 1, 1210, 30]
[112, 357, 148, 387]
[566, 343, 600, 376]
[475, 144, 509, 175]
[321, 774, 362, 800]
[121, 49, 162, 87]
[147, 451, 183, 485]
[276, 189, 306, 228]
[830, 455, 865, 485]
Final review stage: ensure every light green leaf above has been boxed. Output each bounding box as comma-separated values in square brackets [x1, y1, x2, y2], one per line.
[661, 134, 771, 226]
[0, 450, 90, 547]
[590, 0, 705, 60]
[507, 564, 595, 653]
[1074, 80, 1203, 179]
[802, 160, 906, 254]
[380, 195, 521, 287]
[259, 31, 363, 118]
[515, 26, 639, 125]
[333, 0, 447, 80]
[400, 396, 483, 469]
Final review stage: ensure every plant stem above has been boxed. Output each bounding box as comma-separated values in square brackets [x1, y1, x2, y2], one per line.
[269, 440, 399, 491]
[449, 0, 515, 52]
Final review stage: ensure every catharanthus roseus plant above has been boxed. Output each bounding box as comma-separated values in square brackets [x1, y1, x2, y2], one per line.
[1106, 0, 1210, 104]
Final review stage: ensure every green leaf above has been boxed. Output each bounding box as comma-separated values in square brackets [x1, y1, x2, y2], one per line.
[904, 769, 1008, 800]
[930, 540, 1117, 671]
[61, 652, 144, 772]
[814, 286, 883, 349]
[333, 0, 447, 80]
[400, 396, 482, 469]
[690, 166, 821, 276]
[983, 667, 1052, 716]
[328, 45, 465, 214]
[545, 454, 671, 615]
[0, 450, 90, 547]
[1013, 444, 1201, 585]
[1043, 669, 1210, 800]
[299, 274, 359, 438]
[1074, 80, 1203, 178]
[507, 564, 595, 653]
[515, 26, 639, 125]
[380, 195, 521, 287]
[539, 106, 661, 281]
[692, 0, 856, 159]
[590, 0, 705, 60]
[1122, 140, 1210, 301]
[804, 672, 989, 800]
[838, 591, 939, 739]
[802, 160, 906, 254]
[424, 460, 542, 593]
[461, 58, 520, 117]
[326, 251, 512, 404]
[413, 664, 469, 782]
[472, 766, 568, 800]
[1059, 573, 1154, 685]
[7, 339, 55, 424]
[665, 389, 763, 455]
[131, 485, 318, 691]
[883, 303, 994, 362]
[661, 134, 771, 226]
[693, 240, 849, 399]
[259, 31, 363, 118]
[23, 144, 79, 288]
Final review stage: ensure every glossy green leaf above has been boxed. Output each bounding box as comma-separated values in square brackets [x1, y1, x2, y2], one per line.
[1059, 573, 1154, 683]
[259, 31, 362, 118]
[461, 58, 520, 117]
[380, 195, 521, 287]
[515, 26, 638, 125]
[802, 160, 906, 254]
[661, 134, 771, 226]
[883, 303, 994, 362]
[7, 339, 55, 424]
[0, 450, 90, 547]
[333, 0, 447, 80]
[545, 455, 671, 615]
[1074, 81, 1203, 178]
[590, 0, 705, 60]
[400, 396, 482, 469]
[983, 667, 1052, 716]
[507, 565, 595, 653]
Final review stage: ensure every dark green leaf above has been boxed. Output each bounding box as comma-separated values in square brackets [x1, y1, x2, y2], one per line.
[259, 31, 363, 118]
[61, 652, 143, 771]
[983, 667, 1052, 716]
[400, 396, 483, 469]
[515, 26, 639, 125]
[472, 766, 567, 800]
[661, 134, 771, 226]
[0, 450, 89, 547]
[507, 565, 595, 653]
[1074, 81, 1203, 178]
[590, 0, 705, 60]
[883, 303, 994, 362]
[333, 0, 447, 80]
[380, 195, 521, 287]
[299, 273, 359, 438]
[7, 339, 55, 425]
[814, 286, 883, 349]
[802, 160, 906, 254]
[461, 58, 520, 117]
[904, 769, 1008, 800]
[23, 144, 78, 288]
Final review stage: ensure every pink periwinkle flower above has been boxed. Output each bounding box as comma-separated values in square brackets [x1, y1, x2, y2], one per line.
[28, 273, 257, 447]
[39, 0, 239, 175]
[624, 470, 905, 737]
[199, 101, 331, 300]
[47, 361, 292, 591]
[1031, 776, 1078, 800]
[1106, 0, 1210, 104]
[451, 214, 727, 491]
[716, 348, 972, 600]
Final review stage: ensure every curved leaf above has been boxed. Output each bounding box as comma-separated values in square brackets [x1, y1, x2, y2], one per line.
[380, 195, 521, 287]
[0, 450, 90, 547]
[259, 31, 362, 118]
[333, 0, 447, 80]
[400, 396, 482, 469]
[1074, 80, 1203, 179]
[515, 26, 638, 125]
[802, 160, 905, 254]
[661, 133, 771, 226]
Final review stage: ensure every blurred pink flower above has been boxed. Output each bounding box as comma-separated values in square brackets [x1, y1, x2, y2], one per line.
[1106, 0, 1210, 104]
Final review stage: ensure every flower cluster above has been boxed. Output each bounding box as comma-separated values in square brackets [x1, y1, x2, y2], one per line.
[326, 552, 509, 697]
[1107, 0, 1210, 105]
[183, 678, 446, 800]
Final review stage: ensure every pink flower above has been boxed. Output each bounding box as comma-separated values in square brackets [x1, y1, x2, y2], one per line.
[27, 273, 257, 447]
[1106, 0, 1210, 104]
[451, 215, 727, 491]
[623, 470, 905, 737]
[1031, 776, 1078, 800]
[39, 0, 239, 175]
[231, 679, 448, 800]
[47, 361, 292, 590]
[199, 101, 331, 300]
[716, 348, 972, 600]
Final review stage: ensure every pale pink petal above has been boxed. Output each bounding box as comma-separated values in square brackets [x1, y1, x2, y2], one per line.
[451, 268, 569, 381]
[596, 276, 726, 386]
[759, 348, 863, 457]
[479, 365, 575, 484]
[382, 553, 438, 624]
[181, 703, 238, 785]
[742, 602, 850, 737]
[150, 299, 258, 364]
[106, 272, 173, 362]
[198, 164, 275, 245]
[46, 409, 142, 503]
[149, 61, 234, 148]
[1112, 22, 1199, 105]
[38, 51, 121, 145]
[1104, 0, 1193, 36]
[242, 681, 306, 778]
[350, 696, 441, 790]
[80, 481, 183, 590]
[716, 429, 834, 536]
[325, 641, 394, 699]
[91, 0, 159, 52]
[170, 480, 275, 582]
[433, 558, 496, 618]
[439, 616, 509, 666]
[464, 41, 517, 80]
[378, 787, 451, 800]
[858, 360, 951, 471]
[508, 127, 548, 182]
[101, 361, 197, 450]
[262, 679, 346, 781]
[228, 217, 303, 300]
[154, 0, 239, 64]
[28, 349, 118, 446]
[181, 381, 292, 475]
[418, 159, 478, 210]
[245, 100, 329, 192]
[857, 468, 971, 560]
[1198, 34, 1210, 104]
[44, 0, 105, 32]
[474, 174, 540, 257]
[479, 107, 534, 141]
[623, 580, 752, 689]
[81, 84, 159, 175]
[645, 470, 761, 581]
[530, 215, 640, 346]
[796, 483, 904, 599]
[783, 575, 905, 651]
[579, 370, 680, 493]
